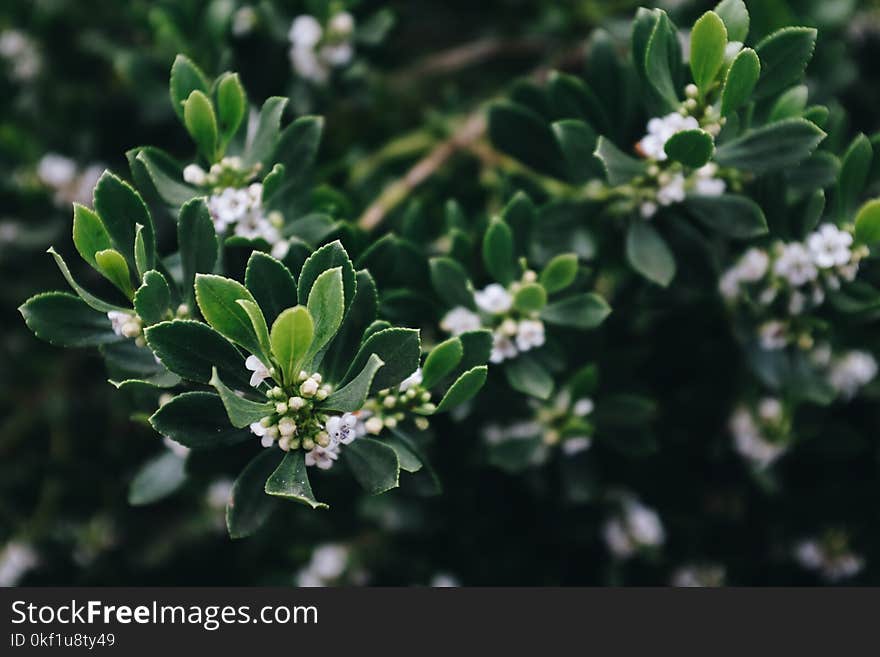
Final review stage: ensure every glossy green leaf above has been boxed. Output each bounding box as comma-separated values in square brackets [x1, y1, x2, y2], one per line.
[769, 85, 809, 122]
[854, 199, 880, 246]
[714, 0, 749, 42]
[178, 198, 218, 307]
[421, 338, 464, 389]
[72, 203, 111, 269]
[505, 355, 554, 400]
[644, 10, 681, 110]
[429, 257, 476, 310]
[344, 327, 420, 393]
[513, 283, 547, 313]
[296, 240, 356, 314]
[690, 11, 727, 92]
[436, 366, 488, 412]
[149, 392, 252, 448]
[19, 292, 122, 347]
[488, 101, 566, 179]
[541, 293, 611, 329]
[714, 118, 825, 174]
[133, 270, 171, 325]
[47, 247, 128, 313]
[664, 129, 715, 168]
[132, 148, 199, 207]
[721, 48, 760, 116]
[271, 115, 323, 192]
[128, 451, 187, 506]
[322, 353, 384, 412]
[184, 90, 218, 161]
[482, 218, 517, 286]
[245, 251, 297, 325]
[269, 306, 314, 385]
[595, 137, 647, 185]
[837, 133, 873, 220]
[344, 438, 400, 495]
[552, 119, 601, 184]
[93, 170, 155, 271]
[539, 254, 579, 293]
[754, 27, 817, 100]
[227, 449, 283, 538]
[305, 267, 345, 362]
[210, 368, 274, 428]
[216, 72, 246, 142]
[194, 274, 263, 356]
[684, 194, 768, 238]
[243, 96, 288, 168]
[626, 221, 676, 287]
[321, 270, 378, 384]
[134, 224, 149, 279]
[236, 299, 271, 360]
[265, 450, 328, 509]
[94, 248, 134, 299]
[169, 54, 210, 121]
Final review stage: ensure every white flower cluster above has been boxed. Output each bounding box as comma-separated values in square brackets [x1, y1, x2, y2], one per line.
[36, 153, 103, 207]
[729, 398, 788, 469]
[296, 543, 350, 587]
[637, 112, 700, 162]
[811, 346, 878, 400]
[603, 497, 665, 559]
[288, 12, 355, 84]
[794, 537, 864, 582]
[670, 563, 726, 587]
[441, 277, 546, 364]
[0, 29, 41, 81]
[107, 311, 145, 346]
[360, 368, 434, 435]
[721, 225, 869, 350]
[203, 184, 288, 259]
[0, 541, 38, 587]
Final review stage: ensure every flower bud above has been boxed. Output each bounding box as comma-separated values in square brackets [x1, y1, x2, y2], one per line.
[300, 378, 319, 396]
[302, 437, 315, 451]
[275, 402, 289, 415]
[278, 418, 297, 436]
[288, 396, 305, 410]
[365, 417, 384, 435]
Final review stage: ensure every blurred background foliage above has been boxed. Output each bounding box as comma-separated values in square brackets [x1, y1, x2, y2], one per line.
[3, 0, 880, 586]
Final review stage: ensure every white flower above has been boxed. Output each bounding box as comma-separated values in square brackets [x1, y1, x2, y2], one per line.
[794, 540, 824, 570]
[430, 573, 460, 587]
[320, 43, 354, 67]
[515, 319, 545, 352]
[245, 355, 271, 387]
[638, 112, 701, 161]
[490, 331, 518, 363]
[807, 223, 853, 269]
[290, 46, 329, 83]
[828, 351, 878, 399]
[328, 12, 355, 36]
[640, 201, 658, 219]
[440, 306, 481, 335]
[310, 544, 349, 580]
[758, 320, 788, 351]
[656, 173, 686, 206]
[625, 501, 665, 546]
[37, 153, 76, 188]
[774, 243, 817, 286]
[206, 478, 233, 511]
[0, 541, 38, 587]
[399, 368, 423, 392]
[718, 269, 741, 300]
[725, 41, 744, 59]
[232, 6, 258, 36]
[183, 164, 206, 185]
[788, 290, 806, 315]
[325, 413, 359, 446]
[757, 397, 783, 423]
[739, 248, 770, 282]
[692, 163, 726, 197]
[364, 416, 384, 435]
[671, 564, 726, 587]
[474, 283, 513, 314]
[561, 436, 592, 455]
[794, 539, 864, 582]
[729, 407, 786, 468]
[300, 377, 319, 396]
[289, 15, 323, 48]
[572, 398, 594, 417]
[305, 444, 339, 469]
[603, 518, 635, 558]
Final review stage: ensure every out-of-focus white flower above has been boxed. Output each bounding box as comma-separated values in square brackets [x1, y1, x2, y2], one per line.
[474, 283, 513, 314]
[399, 368, 423, 392]
[296, 543, 350, 586]
[183, 164, 207, 185]
[288, 12, 356, 83]
[638, 112, 701, 161]
[604, 498, 665, 559]
[441, 307, 481, 336]
[692, 163, 726, 196]
[232, 6, 258, 36]
[430, 573, 460, 587]
[0, 30, 40, 80]
[774, 243, 817, 287]
[328, 12, 355, 36]
[163, 436, 191, 459]
[758, 320, 788, 351]
[245, 355, 271, 388]
[671, 563, 726, 587]
[206, 478, 233, 511]
[572, 398, 594, 417]
[794, 539, 864, 582]
[561, 436, 592, 455]
[729, 407, 786, 469]
[490, 331, 518, 364]
[37, 154, 76, 188]
[807, 223, 853, 269]
[738, 248, 770, 282]
[828, 351, 877, 399]
[0, 541, 38, 587]
[656, 173, 687, 206]
[289, 15, 323, 47]
[757, 397, 783, 423]
[515, 319, 545, 352]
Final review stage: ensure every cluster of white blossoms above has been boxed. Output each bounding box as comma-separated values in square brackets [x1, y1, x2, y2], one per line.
[670, 563, 726, 587]
[794, 535, 864, 582]
[635, 85, 727, 218]
[296, 543, 351, 587]
[0, 29, 41, 82]
[360, 368, 435, 435]
[810, 344, 878, 400]
[288, 12, 355, 84]
[107, 310, 145, 346]
[720, 224, 869, 350]
[0, 541, 38, 587]
[36, 153, 103, 207]
[441, 275, 546, 364]
[602, 496, 665, 559]
[729, 397, 789, 469]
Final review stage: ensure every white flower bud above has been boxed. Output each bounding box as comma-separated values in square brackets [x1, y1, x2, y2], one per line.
[383, 396, 396, 409]
[311, 372, 322, 384]
[415, 417, 430, 431]
[121, 321, 141, 338]
[260, 416, 273, 428]
[384, 416, 398, 429]
[523, 270, 537, 283]
[300, 378, 319, 396]
[275, 402, 289, 415]
[365, 417, 384, 435]
[260, 435, 274, 448]
[183, 164, 206, 185]
[500, 318, 518, 336]
[288, 396, 305, 410]
[279, 436, 291, 451]
[316, 388, 329, 400]
[302, 437, 315, 451]
[316, 432, 331, 447]
[278, 418, 297, 436]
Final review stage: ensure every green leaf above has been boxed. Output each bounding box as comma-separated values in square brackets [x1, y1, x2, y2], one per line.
[132, 148, 199, 207]
[504, 355, 554, 400]
[305, 267, 345, 363]
[72, 203, 111, 269]
[269, 306, 314, 385]
[296, 240, 356, 314]
[321, 270, 378, 384]
[236, 299, 271, 360]
[768, 85, 808, 122]
[194, 273, 263, 356]
[626, 221, 676, 287]
[664, 129, 715, 168]
[482, 218, 517, 286]
[133, 270, 171, 325]
[344, 438, 400, 495]
[837, 133, 873, 220]
[271, 115, 324, 192]
[184, 90, 218, 162]
[144, 319, 250, 389]
[343, 327, 420, 393]
[109, 369, 181, 392]
[93, 170, 155, 271]
[436, 366, 488, 412]
[210, 368, 274, 429]
[754, 27, 817, 100]
[47, 247, 128, 313]
[539, 254, 579, 293]
[215, 72, 247, 142]
[384, 433, 423, 473]
[134, 224, 149, 279]
[149, 392, 252, 448]
[321, 353, 384, 412]
[854, 199, 880, 246]
[243, 96, 288, 168]
[595, 137, 647, 185]
[714, 0, 749, 42]
[502, 191, 537, 257]
[227, 449, 282, 538]
[548, 71, 610, 135]
[513, 283, 547, 313]
[245, 251, 297, 326]
[684, 194, 768, 238]
[714, 118, 825, 174]
[265, 450, 328, 509]
[421, 338, 464, 389]
[690, 11, 727, 93]
[178, 198, 218, 307]
[488, 101, 567, 179]
[429, 257, 476, 310]
[644, 10, 681, 110]
[552, 119, 601, 184]
[19, 292, 122, 347]
[721, 48, 760, 117]
[541, 293, 611, 329]
[94, 249, 134, 299]
[128, 451, 187, 506]
[169, 54, 210, 121]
